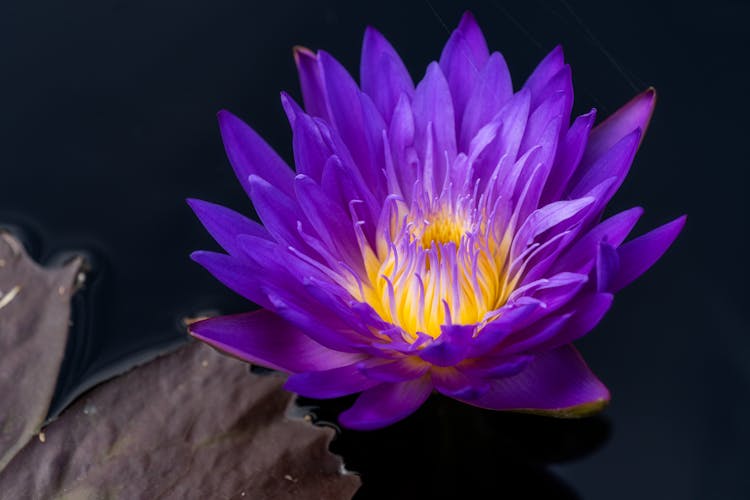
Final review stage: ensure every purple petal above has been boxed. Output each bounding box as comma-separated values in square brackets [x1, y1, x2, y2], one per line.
[284, 362, 380, 398]
[474, 89, 531, 188]
[541, 109, 597, 205]
[387, 93, 419, 200]
[457, 353, 532, 380]
[320, 155, 379, 237]
[413, 62, 457, 190]
[469, 301, 544, 356]
[439, 30, 480, 128]
[511, 196, 595, 260]
[217, 110, 295, 198]
[190, 309, 361, 373]
[293, 46, 331, 121]
[190, 250, 269, 308]
[360, 27, 414, 122]
[518, 87, 567, 167]
[455, 345, 610, 416]
[552, 206, 644, 275]
[510, 272, 589, 306]
[236, 234, 328, 288]
[187, 198, 269, 256]
[264, 288, 369, 353]
[497, 314, 572, 356]
[294, 174, 362, 269]
[418, 324, 476, 367]
[523, 45, 565, 108]
[454, 11, 490, 68]
[339, 376, 433, 430]
[247, 175, 308, 251]
[596, 241, 620, 292]
[568, 128, 642, 201]
[431, 368, 489, 400]
[583, 87, 656, 167]
[459, 52, 513, 151]
[532, 293, 614, 351]
[610, 215, 686, 292]
[357, 357, 430, 382]
[292, 113, 333, 182]
[318, 51, 384, 195]
[280, 91, 304, 129]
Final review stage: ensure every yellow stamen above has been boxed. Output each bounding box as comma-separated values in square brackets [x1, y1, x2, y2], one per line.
[350, 201, 513, 340]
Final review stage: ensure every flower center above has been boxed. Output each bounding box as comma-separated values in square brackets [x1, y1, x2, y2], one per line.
[352, 198, 515, 341]
[414, 208, 468, 249]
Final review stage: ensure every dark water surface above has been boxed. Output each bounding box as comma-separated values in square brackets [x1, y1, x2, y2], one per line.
[1, 0, 748, 497]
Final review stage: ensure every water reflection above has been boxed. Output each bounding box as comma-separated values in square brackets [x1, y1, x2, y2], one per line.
[303, 395, 611, 499]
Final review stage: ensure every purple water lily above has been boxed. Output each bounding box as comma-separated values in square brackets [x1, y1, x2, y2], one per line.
[189, 12, 684, 430]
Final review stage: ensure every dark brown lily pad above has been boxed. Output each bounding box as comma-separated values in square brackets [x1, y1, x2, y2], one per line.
[0, 233, 360, 498]
[0, 231, 84, 470]
[0, 341, 361, 499]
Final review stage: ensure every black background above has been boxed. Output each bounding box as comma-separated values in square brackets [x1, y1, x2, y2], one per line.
[1, 0, 748, 498]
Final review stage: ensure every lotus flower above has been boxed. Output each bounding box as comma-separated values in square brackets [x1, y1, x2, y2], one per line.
[188, 12, 684, 430]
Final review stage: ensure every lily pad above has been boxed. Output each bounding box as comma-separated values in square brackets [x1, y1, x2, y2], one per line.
[0, 231, 84, 470]
[0, 341, 360, 498]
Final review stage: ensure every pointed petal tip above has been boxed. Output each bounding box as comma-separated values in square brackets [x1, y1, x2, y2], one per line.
[186, 197, 213, 219]
[457, 10, 481, 32]
[459, 10, 476, 22]
[363, 25, 382, 40]
[292, 45, 316, 63]
[610, 214, 686, 292]
[631, 206, 646, 218]
[667, 214, 688, 237]
[216, 108, 236, 122]
[189, 250, 211, 264]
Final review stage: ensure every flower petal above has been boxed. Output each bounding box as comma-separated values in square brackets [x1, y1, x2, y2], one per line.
[568, 128, 642, 201]
[284, 363, 379, 398]
[459, 52, 513, 151]
[610, 215, 686, 292]
[247, 175, 309, 252]
[187, 198, 269, 256]
[357, 357, 429, 382]
[523, 45, 565, 108]
[439, 30, 480, 128]
[413, 62, 457, 191]
[294, 174, 362, 269]
[455, 345, 609, 416]
[454, 11, 490, 65]
[457, 353, 532, 380]
[190, 250, 269, 308]
[431, 368, 489, 400]
[339, 376, 433, 430]
[533, 293, 614, 351]
[293, 46, 331, 122]
[596, 241, 620, 292]
[189, 309, 361, 373]
[360, 27, 414, 122]
[418, 324, 475, 366]
[217, 110, 295, 197]
[387, 93, 419, 201]
[541, 109, 596, 205]
[552, 206, 644, 275]
[318, 51, 384, 196]
[583, 87, 656, 167]
[292, 113, 333, 182]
